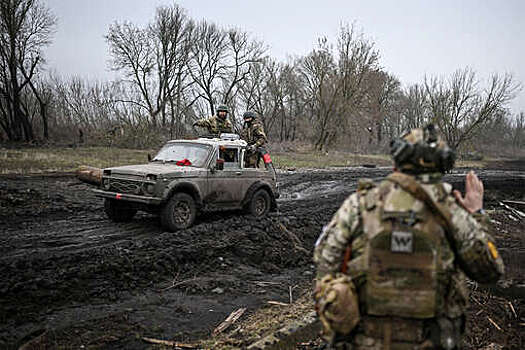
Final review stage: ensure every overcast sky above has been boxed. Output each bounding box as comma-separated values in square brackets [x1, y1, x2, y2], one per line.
[45, 0, 525, 114]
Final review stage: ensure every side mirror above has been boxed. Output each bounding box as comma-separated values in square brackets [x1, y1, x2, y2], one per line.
[216, 159, 225, 171]
[147, 154, 152, 162]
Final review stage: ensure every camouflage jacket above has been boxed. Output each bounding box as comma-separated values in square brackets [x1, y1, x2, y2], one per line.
[241, 120, 267, 148]
[314, 172, 504, 323]
[194, 115, 232, 134]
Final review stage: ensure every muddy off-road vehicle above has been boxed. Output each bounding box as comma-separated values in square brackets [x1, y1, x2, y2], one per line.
[93, 134, 278, 231]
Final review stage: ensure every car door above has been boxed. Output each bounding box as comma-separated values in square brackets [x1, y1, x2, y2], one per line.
[236, 148, 273, 197]
[206, 147, 245, 205]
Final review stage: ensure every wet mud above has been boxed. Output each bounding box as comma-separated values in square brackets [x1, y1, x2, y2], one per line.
[1, 164, 524, 349]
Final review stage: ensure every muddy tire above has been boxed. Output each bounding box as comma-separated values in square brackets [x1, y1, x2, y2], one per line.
[161, 193, 196, 232]
[248, 189, 271, 218]
[104, 199, 137, 222]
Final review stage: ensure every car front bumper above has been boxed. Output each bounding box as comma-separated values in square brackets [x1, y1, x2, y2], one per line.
[93, 189, 162, 205]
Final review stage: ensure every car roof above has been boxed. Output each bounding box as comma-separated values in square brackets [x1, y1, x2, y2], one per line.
[166, 138, 247, 147]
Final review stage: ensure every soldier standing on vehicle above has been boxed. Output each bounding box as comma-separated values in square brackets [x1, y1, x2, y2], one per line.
[241, 110, 267, 168]
[192, 104, 233, 134]
[313, 124, 504, 350]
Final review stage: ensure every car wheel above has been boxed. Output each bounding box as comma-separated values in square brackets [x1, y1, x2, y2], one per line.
[104, 198, 137, 222]
[249, 189, 271, 218]
[161, 193, 196, 231]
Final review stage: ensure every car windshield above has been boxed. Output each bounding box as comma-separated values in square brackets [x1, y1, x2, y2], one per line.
[153, 143, 211, 167]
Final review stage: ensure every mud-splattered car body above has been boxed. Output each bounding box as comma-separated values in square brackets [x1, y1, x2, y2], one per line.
[94, 135, 278, 231]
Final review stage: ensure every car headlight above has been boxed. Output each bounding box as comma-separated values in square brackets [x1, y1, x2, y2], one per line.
[146, 184, 155, 194]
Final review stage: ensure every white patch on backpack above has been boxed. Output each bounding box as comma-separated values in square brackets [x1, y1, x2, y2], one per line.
[391, 231, 413, 253]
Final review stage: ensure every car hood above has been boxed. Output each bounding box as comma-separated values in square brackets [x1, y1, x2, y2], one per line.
[106, 163, 203, 176]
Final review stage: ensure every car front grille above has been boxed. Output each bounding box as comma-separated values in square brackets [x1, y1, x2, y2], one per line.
[109, 179, 143, 194]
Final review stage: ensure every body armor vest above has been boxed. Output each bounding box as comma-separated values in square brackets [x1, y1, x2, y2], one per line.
[354, 182, 455, 319]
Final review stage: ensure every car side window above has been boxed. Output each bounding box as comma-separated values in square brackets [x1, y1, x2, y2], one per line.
[219, 147, 240, 169]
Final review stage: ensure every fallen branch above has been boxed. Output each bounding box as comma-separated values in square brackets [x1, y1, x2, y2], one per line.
[502, 200, 525, 207]
[142, 337, 199, 348]
[267, 301, 289, 306]
[499, 202, 525, 218]
[213, 308, 247, 336]
[289, 285, 298, 304]
[471, 295, 483, 305]
[487, 316, 502, 331]
[253, 280, 282, 286]
[157, 275, 201, 292]
[509, 302, 518, 319]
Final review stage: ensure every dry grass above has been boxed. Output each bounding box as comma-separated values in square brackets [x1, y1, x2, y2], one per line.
[0, 146, 154, 175]
[198, 292, 315, 350]
[456, 159, 490, 169]
[141, 291, 316, 350]
[272, 152, 495, 170]
[0, 146, 494, 175]
[272, 151, 392, 169]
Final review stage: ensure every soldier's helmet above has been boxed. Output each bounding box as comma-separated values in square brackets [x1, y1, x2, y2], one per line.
[390, 124, 455, 174]
[243, 110, 256, 121]
[216, 104, 229, 117]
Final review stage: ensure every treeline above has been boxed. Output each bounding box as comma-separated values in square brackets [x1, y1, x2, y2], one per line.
[1, 0, 523, 155]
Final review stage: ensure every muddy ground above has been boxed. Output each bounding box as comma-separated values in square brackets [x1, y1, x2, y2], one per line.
[1, 163, 524, 349]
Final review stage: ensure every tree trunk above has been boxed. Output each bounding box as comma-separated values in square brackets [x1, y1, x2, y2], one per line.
[376, 120, 382, 145]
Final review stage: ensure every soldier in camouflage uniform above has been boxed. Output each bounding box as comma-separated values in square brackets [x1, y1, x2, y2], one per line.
[240, 110, 267, 168]
[313, 124, 504, 350]
[192, 104, 233, 134]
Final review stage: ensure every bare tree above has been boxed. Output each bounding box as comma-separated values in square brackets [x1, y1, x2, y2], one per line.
[220, 28, 265, 110]
[425, 68, 521, 149]
[149, 5, 194, 137]
[0, 0, 56, 141]
[106, 21, 159, 124]
[512, 112, 525, 150]
[24, 76, 52, 139]
[364, 71, 400, 146]
[299, 25, 380, 151]
[401, 84, 429, 130]
[187, 23, 264, 125]
[237, 57, 301, 140]
[187, 21, 227, 117]
[106, 4, 194, 136]
[300, 37, 339, 150]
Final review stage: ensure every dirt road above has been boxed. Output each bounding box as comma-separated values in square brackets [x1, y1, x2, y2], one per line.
[1, 165, 524, 349]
